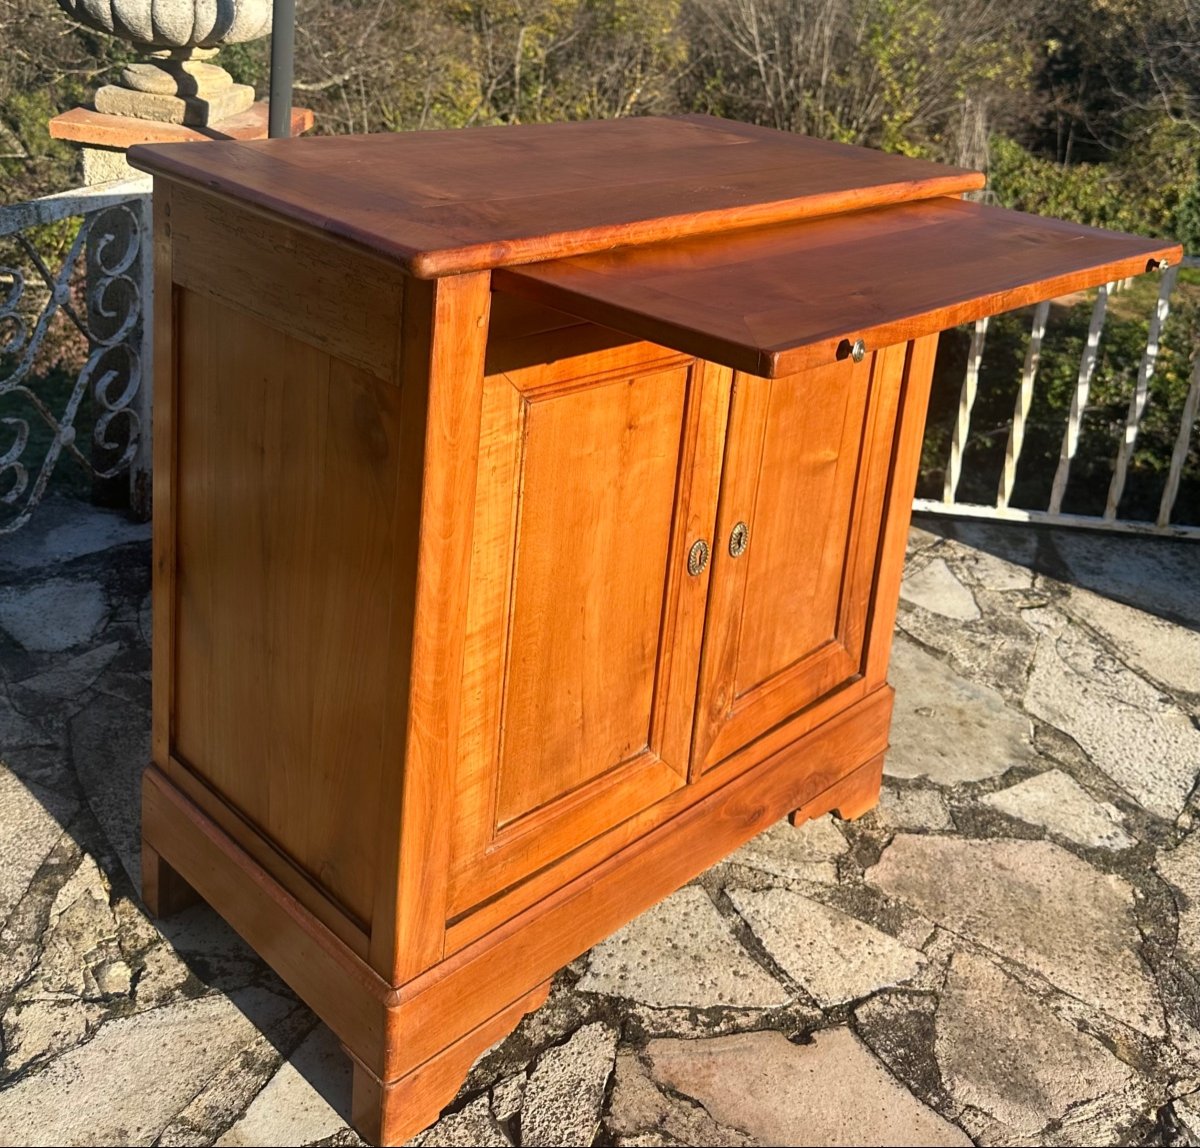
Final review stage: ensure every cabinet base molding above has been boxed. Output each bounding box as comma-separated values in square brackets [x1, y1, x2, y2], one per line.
[788, 752, 884, 827]
[141, 684, 892, 1143]
[347, 979, 552, 1147]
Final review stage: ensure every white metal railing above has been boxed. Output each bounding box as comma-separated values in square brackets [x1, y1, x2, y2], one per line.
[917, 256, 1200, 538]
[0, 176, 153, 533]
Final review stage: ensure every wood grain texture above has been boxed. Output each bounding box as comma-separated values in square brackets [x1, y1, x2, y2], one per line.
[169, 182, 404, 381]
[142, 766, 396, 1068]
[788, 751, 884, 826]
[691, 345, 906, 773]
[447, 339, 729, 917]
[444, 664, 877, 950]
[165, 754, 370, 959]
[127, 115, 983, 278]
[141, 118, 1161, 1147]
[349, 981, 551, 1146]
[171, 289, 403, 930]
[140, 839, 198, 918]
[498, 197, 1182, 376]
[369, 272, 493, 985]
[494, 361, 687, 822]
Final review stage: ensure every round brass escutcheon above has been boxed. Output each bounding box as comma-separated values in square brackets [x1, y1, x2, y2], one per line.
[687, 538, 710, 576]
[729, 521, 749, 557]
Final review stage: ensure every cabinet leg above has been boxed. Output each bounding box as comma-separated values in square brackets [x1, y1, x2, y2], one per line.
[788, 752, 884, 827]
[349, 978, 552, 1146]
[141, 838, 200, 918]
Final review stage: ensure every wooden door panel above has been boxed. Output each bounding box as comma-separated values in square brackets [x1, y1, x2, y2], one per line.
[449, 340, 730, 916]
[737, 370, 867, 684]
[497, 372, 685, 823]
[693, 345, 907, 773]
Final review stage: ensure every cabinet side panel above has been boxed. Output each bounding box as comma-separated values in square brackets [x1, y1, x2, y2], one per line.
[172, 289, 402, 929]
[169, 183, 404, 383]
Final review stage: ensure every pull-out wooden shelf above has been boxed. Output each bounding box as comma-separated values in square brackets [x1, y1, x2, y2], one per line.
[128, 116, 1182, 1146]
[496, 197, 1179, 377]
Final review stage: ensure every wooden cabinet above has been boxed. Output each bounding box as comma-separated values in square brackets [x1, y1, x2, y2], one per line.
[130, 116, 1178, 1146]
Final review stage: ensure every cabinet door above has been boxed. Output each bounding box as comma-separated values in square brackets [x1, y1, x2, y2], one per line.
[691, 344, 907, 774]
[447, 340, 729, 917]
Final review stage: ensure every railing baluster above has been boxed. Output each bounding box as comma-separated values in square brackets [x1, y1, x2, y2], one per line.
[997, 299, 1049, 510]
[944, 316, 989, 504]
[1049, 282, 1111, 515]
[1158, 352, 1200, 528]
[1105, 266, 1177, 519]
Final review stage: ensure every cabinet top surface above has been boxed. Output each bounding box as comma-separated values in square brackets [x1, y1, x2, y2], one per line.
[128, 114, 982, 277]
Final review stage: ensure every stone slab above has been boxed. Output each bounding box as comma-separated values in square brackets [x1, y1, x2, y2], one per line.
[1024, 608, 1200, 819]
[982, 768, 1134, 850]
[606, 1049, 754, 1147]
[886, 636, 1033, 784]
[576, 886, 789, 1009]
[14, 642, 120, 699]
[50, 104, 314, 150]
[413, 1095, 511, 1147]
[646, 1027, 971, 1146]
[936, 951, 1144, 1144]
[0, 766, 76, 922]
[1156, 834, 1200, 964]
[869, 834, 1164, 1036]
[0, 989, 290, 1146]
[215, 1023, 352, 1146]
[727, 815, 847, 883]
[0, 577, 108, 652]
[901, 557, 981, 620]
[1067, 586, 1200, 696]
[727, 886, 925, 1006]
[155, 1030, 296, 1148]
[70, 690, 150, 888]
[1052, 531, 1200, 631]
[873, 785, 954, 832]
[520, 1022, 617, 1148]
[950, 543, 1035, 592]
[0, 497, 149, 575]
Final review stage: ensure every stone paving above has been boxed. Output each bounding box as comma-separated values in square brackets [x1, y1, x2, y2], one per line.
[2, 497, 1200, 1146]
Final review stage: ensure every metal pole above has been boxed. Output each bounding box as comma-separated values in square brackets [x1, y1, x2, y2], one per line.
[268, 0, 296, 139]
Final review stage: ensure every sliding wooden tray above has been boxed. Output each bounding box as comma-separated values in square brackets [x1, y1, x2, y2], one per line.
[129, 116, 1181, 1146]
[496, 197, 1175, 376]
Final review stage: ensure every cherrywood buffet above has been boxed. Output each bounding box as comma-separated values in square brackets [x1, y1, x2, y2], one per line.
[129, 116, 1179, 1145]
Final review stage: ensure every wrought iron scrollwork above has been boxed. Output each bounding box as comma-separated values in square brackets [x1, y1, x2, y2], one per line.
[0, 194, 147, 533]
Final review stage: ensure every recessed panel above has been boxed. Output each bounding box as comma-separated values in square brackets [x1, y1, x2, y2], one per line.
[495, 367, 688, 825]
[172, 290, 402, 928]
[736, 365, 869, 693]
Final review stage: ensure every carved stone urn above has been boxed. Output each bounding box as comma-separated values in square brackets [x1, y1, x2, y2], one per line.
[55, 0, 273, 126]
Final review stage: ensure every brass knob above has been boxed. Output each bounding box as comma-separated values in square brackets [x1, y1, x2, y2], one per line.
[729, 521, 749, 558]
[851, 338, 867, 363]
[687, 539, 710, 577]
